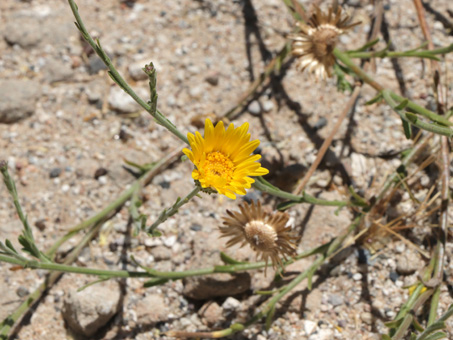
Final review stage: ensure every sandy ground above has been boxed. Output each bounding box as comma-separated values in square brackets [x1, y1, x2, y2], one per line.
[1, 0, 453, 339]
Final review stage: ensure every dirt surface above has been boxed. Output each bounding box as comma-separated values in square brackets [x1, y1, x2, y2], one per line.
[1, 0, 453, 339]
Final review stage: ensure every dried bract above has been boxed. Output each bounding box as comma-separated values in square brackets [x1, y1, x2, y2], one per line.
[221, 201, 298, 275]
[289, 6, 360, 79]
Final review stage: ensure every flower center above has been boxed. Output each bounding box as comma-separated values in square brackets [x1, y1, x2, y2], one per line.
[311, 26, 340, 57]
[202, 151, 234, 181]
[244, 220, 278, 251]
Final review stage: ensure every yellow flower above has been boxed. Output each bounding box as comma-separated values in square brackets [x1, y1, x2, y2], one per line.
[221, 201, 298, 275]
[183, 119, 269, 199]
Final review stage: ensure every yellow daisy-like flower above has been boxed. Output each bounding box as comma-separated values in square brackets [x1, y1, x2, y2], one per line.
[289, 5, 360, 79]
[183, 119, 269, 199]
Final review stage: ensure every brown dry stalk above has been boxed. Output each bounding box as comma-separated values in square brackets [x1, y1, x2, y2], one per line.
[293, 85, 361, 194]
[293, 3, 384, 195]
[413, 0, 449, 284]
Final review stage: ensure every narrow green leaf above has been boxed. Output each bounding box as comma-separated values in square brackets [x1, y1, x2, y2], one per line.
[364, 93, 383, 105]
[421, 332, 447, 340]
[220, 252, 248, 265]
[143, 278, 169, 287]
[395, 99, 409, 110]
[265, 305, 276, 330]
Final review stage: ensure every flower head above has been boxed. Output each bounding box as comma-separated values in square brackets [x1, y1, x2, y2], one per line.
[183, 119, 268, 199]
[290, 5, 360, 79]
[220, 201, 298, 274]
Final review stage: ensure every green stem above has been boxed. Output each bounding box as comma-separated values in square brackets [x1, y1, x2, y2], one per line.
[67, 0, 188, 145]
[47, 149, 179, 257]
[333, 48, 453, 127]
[382, 91, 453, 137]
[47, 181, 139, 257]
[0, 221, 102, 339]
[374, 134, 431, 204]
[347, 43, 453, 60]
[253, 177, 349, 207]
[428, 286, 441, 326]
[147, 186, 201, 232]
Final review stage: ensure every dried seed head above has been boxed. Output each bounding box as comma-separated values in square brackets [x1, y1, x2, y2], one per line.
[220, 201, 298, 275]
[289, 5, 360, 79]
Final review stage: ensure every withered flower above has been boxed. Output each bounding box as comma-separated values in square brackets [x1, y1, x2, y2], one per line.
[290, 5, 360, 79]
[220, 201, 298, 275]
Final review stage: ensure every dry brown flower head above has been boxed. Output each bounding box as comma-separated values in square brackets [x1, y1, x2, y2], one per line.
[290, 5, 360, 79]
[220, 201, 298, 275]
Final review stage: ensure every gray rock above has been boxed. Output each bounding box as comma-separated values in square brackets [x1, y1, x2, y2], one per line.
[183, 250, 251, 300]
[62, 280, 122, 337]
[85, 79, 106, 104]
[396, 252, 421, 275]
[222, 297, 241, 311]
[42, 58, 73, 83]
[262, 100, 274, 112]
[199, 301, 223, 326]
[108, 86, 145, 113]
[88, 55, 107, 75]
[135, 294, 169, 325]
[327, 294, 344, 306]
[4, 12, 74, 49]
[205, 72, 219, 86]
[4, 17, 42, 48]
[128, 60, 149, 81]
[16, 286, 29, 297]
[49, 168, 62, 178]
[361, 312, 373, 325]
[247, 100, 261, 115]
[150, 245, 172, 261]
[0, 79, 41, 123]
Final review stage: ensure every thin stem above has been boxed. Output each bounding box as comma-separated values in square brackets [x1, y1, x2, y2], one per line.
[67, 0, 188, 145]
[147, 186, 201, 232]
[428, 286, 441, 326]
[333, 48, 453, 127]
[0, 239, 327, 281]
[382, 91, 453, 137]
[0, 220, 102, 338]
[253, 177, 349, 207]
[346, 44, 453, 60]
[47, 147, 181, 258]
[0, 148, 181, 338]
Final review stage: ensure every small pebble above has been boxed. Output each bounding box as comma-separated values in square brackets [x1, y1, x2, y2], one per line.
[262, 100, 274, 112]
[222, 297, 240, 311]
[361, 312, 373, 325]
[16, 286, 29, 297]
[163, 235, 177, 247]
[395, 243, 406, 253]
[247, 101, 261, 115]
[389, 271, 399, 282]
[303, 320, 317, 335]
[189, 224, 202, 231]
[98, 176, 108, 185]
[49, 167, 62, 178]
[204, 73, 219, 86]
[94, 167, 108, 179]
[34, 219, 46, 231]
[353, 273, 363, 281]
[327, 294, 344, 306]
